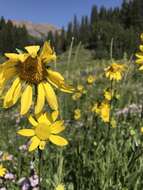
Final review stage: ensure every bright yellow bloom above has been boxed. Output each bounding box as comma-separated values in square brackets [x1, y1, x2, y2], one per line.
[17, 111, 68, 151]
[87, 75, 95, 84]
[104, 89, 113, 101]
[105, 63, 125, 81]
[55, 184, 65, 190]
[92, 101, 110, 123]
[74, 109, 81, 120]
[0, 164, 7, 177]
[0, 42, 73, 115]
[100, 101, 110, 123]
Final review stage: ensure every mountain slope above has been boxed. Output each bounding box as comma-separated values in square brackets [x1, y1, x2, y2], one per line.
[12, 20, 59, 38]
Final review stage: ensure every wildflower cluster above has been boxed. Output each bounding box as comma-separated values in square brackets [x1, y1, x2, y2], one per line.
[0, 42, 74, 188]
[0, 42, 72, 151]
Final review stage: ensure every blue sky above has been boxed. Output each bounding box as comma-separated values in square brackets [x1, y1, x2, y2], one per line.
[0, 0, 122, 28]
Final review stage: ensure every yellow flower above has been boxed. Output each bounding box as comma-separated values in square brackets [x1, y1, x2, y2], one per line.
[87, 75, 95, 84]
[105, 63, 125, 81]
[17, 111, 68, 151]
[92, 101, 110, 123]
[72, 84, 86, 101]
[104, 89, 113, 101]
[74, 109, 81, 120]
[100, 101, 110, 123]
[0, 42, 74, 115]
[72, 92, 82, 101]
[0, 164, 7, 177]
[55, 184, 65, 190]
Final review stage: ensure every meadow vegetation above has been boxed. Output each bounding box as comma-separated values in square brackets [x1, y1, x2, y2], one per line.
[0, 42, 143, 190]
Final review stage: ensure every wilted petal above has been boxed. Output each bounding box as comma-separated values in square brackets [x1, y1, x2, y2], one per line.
[21, 84, 33, 115]
[3, 77, 21, 108]
[35, 83, 45, 114]
[42, 82, 58, 110]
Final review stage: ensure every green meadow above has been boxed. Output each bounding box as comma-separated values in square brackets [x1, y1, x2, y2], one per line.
[0, 45, 143, 190]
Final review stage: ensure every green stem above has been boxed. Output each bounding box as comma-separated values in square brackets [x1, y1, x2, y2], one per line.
[107, 80, 114, 137]
[38, 148, 43, 190]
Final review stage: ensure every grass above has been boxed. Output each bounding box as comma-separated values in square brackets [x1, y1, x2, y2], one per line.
[0, 46, 143, 189]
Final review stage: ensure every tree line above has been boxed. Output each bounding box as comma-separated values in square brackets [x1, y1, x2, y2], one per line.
[0, 17, 31, 54]
[0, 0, 143, 59]
[47, 0, 143, 59]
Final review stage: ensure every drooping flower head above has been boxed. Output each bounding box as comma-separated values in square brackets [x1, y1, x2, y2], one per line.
[104, 89, 113, 101]
[92, 101, 110, 123]
[74, 109, 81, 120]
[135, 33, 143, 70]
[105, 63, 125, 81]
[0, 42, 74, 115]
[17, 111, 68, 151]
[0, 164, 7, 177]
[72, 84, 86, 101]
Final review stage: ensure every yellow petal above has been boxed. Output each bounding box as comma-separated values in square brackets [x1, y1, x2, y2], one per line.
[5, 53, 20, 61]
[3, 67, 16, 80]
[29, 136, 40, 152]
[5, 53, 28, 62]
[12, 80, 22, 104]
[17, 129, 35, 137]
[42, 82, 58, 110]
[49, 135, 68, 146]
[47, 69, 74, 93]
[36, 112, 51, 125]
[139, 65, 143, 70]
[35, 83, 45, 114]
[50, 120, 65, 134]
[25, 45, 40, 58]
[51, 110, 59, 121]
[0, 67, 17, 96]
[21, 85, 33, 115]
[40, 41, 56, 63]
[39, 141, 46, 150]
[28, 115, 38, 127]
[3, 77, 21, 108]
[2, 60, 17, 69]
[140, 45, 143, 52]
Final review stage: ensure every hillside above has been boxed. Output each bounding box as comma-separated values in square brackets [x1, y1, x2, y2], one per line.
[11, 20, 59, 38]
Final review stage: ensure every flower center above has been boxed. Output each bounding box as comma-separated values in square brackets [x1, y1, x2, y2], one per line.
[17, 56, 47, 84]
[35, 123, 51, 141]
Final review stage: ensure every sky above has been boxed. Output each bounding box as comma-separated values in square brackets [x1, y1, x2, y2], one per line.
[0, 0, 122, 28]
